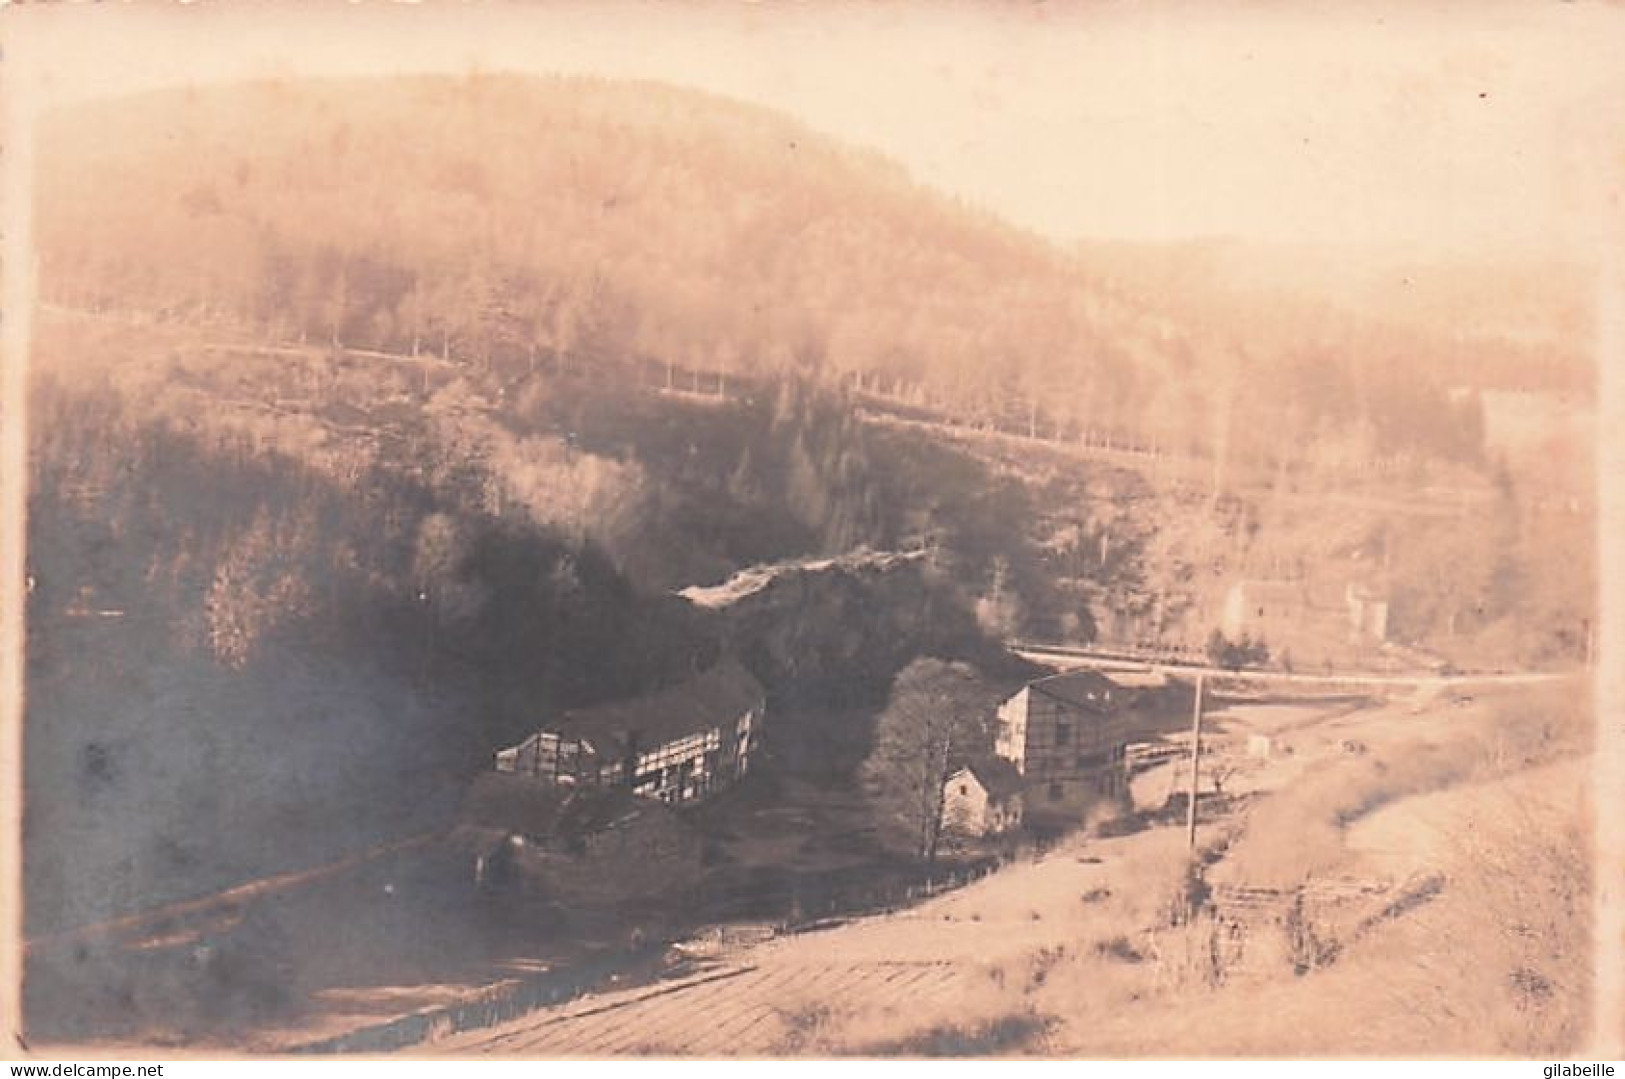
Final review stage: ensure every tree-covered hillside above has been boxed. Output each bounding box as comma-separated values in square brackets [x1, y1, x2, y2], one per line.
[39, 74, 1500, 475]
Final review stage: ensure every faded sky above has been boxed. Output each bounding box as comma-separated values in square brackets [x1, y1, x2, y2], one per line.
[5, 1, 1623, 259]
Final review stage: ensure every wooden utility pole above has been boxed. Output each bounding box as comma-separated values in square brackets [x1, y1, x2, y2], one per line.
[1185, 672, 1206, 853]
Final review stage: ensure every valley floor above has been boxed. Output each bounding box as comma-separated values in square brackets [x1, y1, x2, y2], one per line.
[432, 682, 1592, 1058]
[23, 680, 1589, 1057]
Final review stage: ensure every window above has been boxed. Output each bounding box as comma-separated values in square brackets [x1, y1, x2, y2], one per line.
[1056, 721, 1072, 744]
[1048, 782, 1063, 802]
[959, 784, 968, 796]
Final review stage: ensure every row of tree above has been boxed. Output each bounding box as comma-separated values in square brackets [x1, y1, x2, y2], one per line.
[38, 73, 1501, 477]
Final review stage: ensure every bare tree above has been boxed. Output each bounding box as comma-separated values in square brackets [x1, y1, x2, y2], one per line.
[861, 658, 998, 865]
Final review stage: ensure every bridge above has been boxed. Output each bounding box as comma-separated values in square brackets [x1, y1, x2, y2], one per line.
[1010, 639, 1577, 693]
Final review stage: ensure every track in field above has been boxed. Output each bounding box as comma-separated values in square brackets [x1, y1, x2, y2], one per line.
[451, 959, 969, 1056]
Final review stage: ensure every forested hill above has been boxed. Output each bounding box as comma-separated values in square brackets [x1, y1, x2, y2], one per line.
[1074, 237, 1593, 399]
[39, 73, 1488, 472]
[39, 75, 1115, 407]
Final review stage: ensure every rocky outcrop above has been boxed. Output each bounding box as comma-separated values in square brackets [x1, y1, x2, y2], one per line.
[678, 548, 993, 705]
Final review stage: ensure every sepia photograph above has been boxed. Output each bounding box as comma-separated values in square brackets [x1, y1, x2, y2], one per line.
[1, 0, 1621, 1063]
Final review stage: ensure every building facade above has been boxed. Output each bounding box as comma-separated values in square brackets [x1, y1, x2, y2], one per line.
[494, 658, 765, 805]
[1220, 579, 1310, 646]
[942, 759, 1025, 837]
[1344, 582, 1390, 641]
[994, 669, 1142, 819]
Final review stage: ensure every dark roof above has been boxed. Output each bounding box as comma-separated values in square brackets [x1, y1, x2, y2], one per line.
[462, 772, 648, 838]
[1027, 669, 1117, 713]
[961, 757, 1025, 800]
[553, 658, 764, 757]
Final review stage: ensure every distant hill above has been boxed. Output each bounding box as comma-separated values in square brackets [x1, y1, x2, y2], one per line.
[1075, 236, 1593, 397]
[37, 73, 1504, 473]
